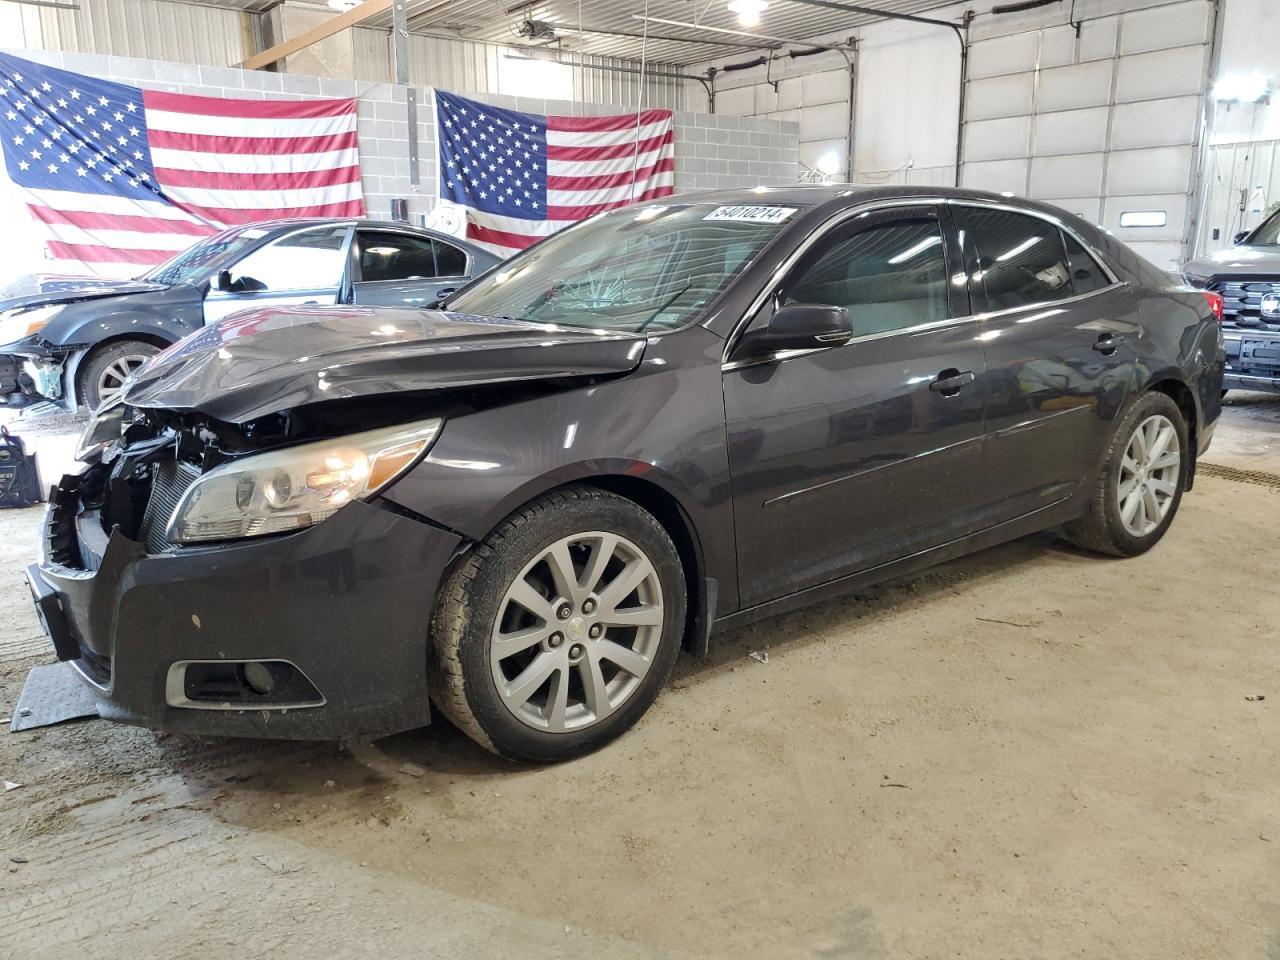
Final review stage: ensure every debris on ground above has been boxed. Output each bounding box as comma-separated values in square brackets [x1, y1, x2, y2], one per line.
[747, 651, 769, 664]
[3, 780, 23, 792]
[253, 855, 288, 875]
[1245, 694, 1266, 701]
[398, 762, 427, 778]
[10, 855, 28, 863]
[323, 779, 335, 788]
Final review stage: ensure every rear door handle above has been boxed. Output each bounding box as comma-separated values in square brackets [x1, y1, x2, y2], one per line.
[929, 369, 976, 396]
[1092, 333, 1125, 354]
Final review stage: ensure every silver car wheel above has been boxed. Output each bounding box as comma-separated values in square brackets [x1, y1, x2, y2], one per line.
[490, 531, 664, 733]
[1117, 413, 1181, 538]
[96, 354, 151, 404]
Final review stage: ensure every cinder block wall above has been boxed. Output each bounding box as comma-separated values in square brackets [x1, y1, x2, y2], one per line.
[2, 48, 800, 226]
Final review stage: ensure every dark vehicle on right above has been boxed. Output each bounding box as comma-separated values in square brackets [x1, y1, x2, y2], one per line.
[1184, 207, 1280, 394]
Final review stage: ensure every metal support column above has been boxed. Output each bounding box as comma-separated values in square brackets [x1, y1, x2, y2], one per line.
[392, 0, 419, 186]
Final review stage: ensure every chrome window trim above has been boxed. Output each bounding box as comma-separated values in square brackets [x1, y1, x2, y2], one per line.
[720, 195, 1123, 368]
[722, 314, 979, 373]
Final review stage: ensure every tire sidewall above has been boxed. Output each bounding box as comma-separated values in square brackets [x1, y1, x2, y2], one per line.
[448, 494, 686, 763]
[79, 341, 160, 410]
[1099, 392, 1190, 555]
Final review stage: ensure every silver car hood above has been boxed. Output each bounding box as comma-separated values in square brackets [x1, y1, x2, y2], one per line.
[1183, 245, 1280, 281]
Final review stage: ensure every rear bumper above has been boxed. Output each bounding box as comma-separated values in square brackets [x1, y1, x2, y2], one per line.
[29, 479, 462, 740]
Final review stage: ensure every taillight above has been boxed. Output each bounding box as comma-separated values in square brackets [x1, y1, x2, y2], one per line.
[1201, 290, 1224, 323]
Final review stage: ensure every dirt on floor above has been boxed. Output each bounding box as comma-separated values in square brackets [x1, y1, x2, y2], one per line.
[0, 398, 1278, 960]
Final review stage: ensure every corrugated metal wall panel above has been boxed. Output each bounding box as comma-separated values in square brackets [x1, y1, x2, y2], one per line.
[26, 0, 246, 66]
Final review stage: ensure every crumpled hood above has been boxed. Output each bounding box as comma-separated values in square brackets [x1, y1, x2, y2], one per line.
[1183, 245, 1280, 281]
[0, 273, 168, 313]
[121, 305, 647, 423]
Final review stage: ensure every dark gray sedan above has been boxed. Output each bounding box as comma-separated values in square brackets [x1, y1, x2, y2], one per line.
[27, 186, 1224, 763]
[0, 219, 501, 408]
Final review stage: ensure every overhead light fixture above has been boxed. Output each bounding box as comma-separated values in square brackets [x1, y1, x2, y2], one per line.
[728, 0, 769, 28]
[327, 0, 360, 11]
[1212, 73, 1271, 103]
[815, 151, 841, 177]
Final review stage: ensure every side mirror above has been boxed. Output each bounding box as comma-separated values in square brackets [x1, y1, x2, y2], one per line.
[1233, 231, 1251, 245]
[212, 270, 233, 292]
[738, 303, 852, 358]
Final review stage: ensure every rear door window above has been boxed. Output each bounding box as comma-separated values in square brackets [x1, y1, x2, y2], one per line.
[433, 240, 468, 277]
[357, 231, 438, 282]
[956, 208, 1074, 310]
[1063, 232, 1110, 295]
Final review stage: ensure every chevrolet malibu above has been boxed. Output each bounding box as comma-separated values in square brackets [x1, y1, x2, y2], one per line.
[26, 186, 1225, 763]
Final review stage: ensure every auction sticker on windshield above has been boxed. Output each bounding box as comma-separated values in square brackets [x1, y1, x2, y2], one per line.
[703, 206, 797, 224]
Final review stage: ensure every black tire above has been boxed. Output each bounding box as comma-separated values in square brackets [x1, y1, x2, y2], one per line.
[78, 340, 160, 410]
[1061, 391, 1191, 557]
[428, 486, 687, 763]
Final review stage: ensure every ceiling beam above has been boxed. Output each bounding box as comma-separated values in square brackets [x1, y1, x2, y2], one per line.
[240, 0, 393, 71]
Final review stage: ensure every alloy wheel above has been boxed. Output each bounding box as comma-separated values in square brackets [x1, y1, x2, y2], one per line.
[96, 354, 151, 404]
[490, 531, 664, 733]
[1117, 413, 1181, 537]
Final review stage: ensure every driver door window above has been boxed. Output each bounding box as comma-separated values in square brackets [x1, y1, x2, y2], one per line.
[204, 225, 349, 324]
[781, 218, 951, 336]
[222, 226, 349, 294]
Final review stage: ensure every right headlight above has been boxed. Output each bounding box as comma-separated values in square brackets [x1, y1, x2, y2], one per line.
[166, 418, 443, 544]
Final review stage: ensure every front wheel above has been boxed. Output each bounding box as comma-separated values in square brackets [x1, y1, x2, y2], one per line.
[1061, 391, 1190, 557]
[78, 340, 160, 410]
[428, 486, 687, 762]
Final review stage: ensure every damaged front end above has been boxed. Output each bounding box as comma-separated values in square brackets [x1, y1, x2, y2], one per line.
[28, 399, 465, 740]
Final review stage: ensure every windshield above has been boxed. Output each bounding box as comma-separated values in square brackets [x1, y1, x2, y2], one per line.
[447, 202, 803, 332]
[141, 226, 271, 286]
[1248, 209, 1280, 246]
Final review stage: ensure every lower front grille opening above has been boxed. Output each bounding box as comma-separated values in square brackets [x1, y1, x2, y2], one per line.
[169, 660, 324, 709]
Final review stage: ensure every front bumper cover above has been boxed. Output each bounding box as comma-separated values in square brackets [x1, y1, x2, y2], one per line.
[29, 479, 463, 740]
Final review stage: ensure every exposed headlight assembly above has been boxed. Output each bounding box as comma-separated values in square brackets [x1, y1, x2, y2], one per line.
[74, 396, 128, 462]
[166, 419, 443, 544]
[0, 304, 63, 345]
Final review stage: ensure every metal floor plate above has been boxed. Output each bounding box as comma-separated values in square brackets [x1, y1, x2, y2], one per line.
[10, 661, 101, 732]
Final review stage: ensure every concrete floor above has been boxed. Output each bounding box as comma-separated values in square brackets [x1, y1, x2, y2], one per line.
[1, 396, 1278, 959]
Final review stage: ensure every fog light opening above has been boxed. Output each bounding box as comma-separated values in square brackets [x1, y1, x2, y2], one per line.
[242, 661, 276, 696]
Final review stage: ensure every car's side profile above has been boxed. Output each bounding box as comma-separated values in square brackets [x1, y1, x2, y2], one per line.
[0, 218, 501, 409]
[28, 186, 1224, 764]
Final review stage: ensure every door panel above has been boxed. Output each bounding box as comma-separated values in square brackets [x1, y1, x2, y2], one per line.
[723, 205, 987, 608]
[725, 324, 987, 606]
[953, 204, 1139, 523]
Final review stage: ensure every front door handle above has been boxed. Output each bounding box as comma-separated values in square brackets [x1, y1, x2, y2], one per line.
[1092, 333, 1125, 355]
[928, 369, 976, 396]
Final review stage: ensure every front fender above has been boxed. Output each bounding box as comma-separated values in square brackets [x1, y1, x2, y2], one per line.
[381, 325, 740, 612]
[40, 289, 203, 350]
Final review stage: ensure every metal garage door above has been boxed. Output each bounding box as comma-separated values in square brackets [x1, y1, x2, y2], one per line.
[960, 0, 1214, 271]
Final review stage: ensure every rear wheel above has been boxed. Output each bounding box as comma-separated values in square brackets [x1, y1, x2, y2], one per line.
[78, 340, 160, 410]
[1061, 391, 1190, 557]
[428, 486, 686, 762]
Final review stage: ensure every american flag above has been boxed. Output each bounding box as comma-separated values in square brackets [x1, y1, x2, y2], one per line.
[0, 52, 364, 277]
[435, 89, 675, 255]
